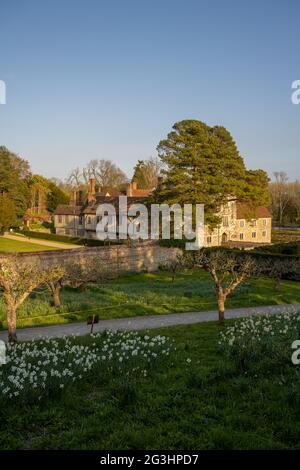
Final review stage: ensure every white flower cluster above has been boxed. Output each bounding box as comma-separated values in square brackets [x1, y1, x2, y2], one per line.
[0, 331, 173, 402]
[219, 307, 300, 351]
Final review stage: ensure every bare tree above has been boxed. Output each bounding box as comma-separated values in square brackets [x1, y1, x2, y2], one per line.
[187, 250, 257, 323]
[262, 256, 300, 291]
[270, 172, 291, 226]
[67, 167, 83, 188]
[0, 257, 64, 342]
[289, 181, 300, 220]
[46, 258, 107, 308]
[132, 157, 162, 189]
[82, 159, 128, 189]
[160, 254, 186, 282]
[82, 159, 98, 183]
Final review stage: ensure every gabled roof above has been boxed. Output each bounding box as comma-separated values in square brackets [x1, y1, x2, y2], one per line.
[236, 203, 271, 219]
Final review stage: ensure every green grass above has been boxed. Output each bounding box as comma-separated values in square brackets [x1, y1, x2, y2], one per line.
[1, 320, 300, 450]
[0, 237, 57, 253]
[1, 268, 299, 329]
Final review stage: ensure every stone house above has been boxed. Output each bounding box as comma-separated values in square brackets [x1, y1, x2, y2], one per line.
[54, 178, 271, 246]
[204, 200, 271, 247]
[54, 179, 152, 239]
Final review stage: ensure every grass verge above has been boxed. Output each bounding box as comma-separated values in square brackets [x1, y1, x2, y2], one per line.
[0, 269, 299, 329]
[1, 318, 300, 450]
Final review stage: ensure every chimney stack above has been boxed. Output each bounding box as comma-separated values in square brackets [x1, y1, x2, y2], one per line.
[87, 178, 96, 202]
[126, 181, 137, 197]
[70, 189, 77, 207]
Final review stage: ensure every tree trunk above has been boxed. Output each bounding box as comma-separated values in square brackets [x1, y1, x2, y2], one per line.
[49, 282, 62, 308]
[6, 303, 17, 343]
[217, 294, 225, 324]
[274, 277, 281, 291]
[52, 285, 61, 308]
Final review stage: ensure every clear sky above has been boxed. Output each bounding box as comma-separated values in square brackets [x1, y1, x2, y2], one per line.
[0, 0, 299, 180]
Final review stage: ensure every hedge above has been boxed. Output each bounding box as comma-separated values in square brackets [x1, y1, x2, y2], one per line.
[253, 241, 300, 256]
[15, 230, 122, 247]
[271, 229, 300, 243]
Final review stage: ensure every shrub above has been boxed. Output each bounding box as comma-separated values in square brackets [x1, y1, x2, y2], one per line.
[16, 229, 121, 247]
[253, 241, 300, 256]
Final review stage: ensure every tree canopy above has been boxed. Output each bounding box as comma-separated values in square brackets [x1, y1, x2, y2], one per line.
[30, 175, 69, 213]
[0, 146, 31, 220]
[156, 120, 270, 226]
[68, 159, 128, 190]
[132, 157, 161, 189]
[0, 193, 17, 233]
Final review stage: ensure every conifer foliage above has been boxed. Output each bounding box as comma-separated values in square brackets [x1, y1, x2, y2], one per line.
[156, 120, 270, 226]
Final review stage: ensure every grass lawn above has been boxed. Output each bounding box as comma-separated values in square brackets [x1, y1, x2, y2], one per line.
[1, 320, 300, 450]
[1, 268, 299, 329]
[0, 237, 57, 253]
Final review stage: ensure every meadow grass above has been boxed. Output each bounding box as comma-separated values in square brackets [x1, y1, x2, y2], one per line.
[1, 319, 300, 450]
[0, 237, 57, 253]
[0, 268, 299, 329]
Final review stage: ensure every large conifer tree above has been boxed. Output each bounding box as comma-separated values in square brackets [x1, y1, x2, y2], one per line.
[156, 120, 269, 226]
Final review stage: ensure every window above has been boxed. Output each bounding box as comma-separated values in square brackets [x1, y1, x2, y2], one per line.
[262, 230, 266, 237]
[239, 233, 244, 240]
[240, 220, 245, 227]
[207, 236, 212, 244]
[79, 216, 83, 225]
[58, 215, 63, 224]
[262, 219, 267, 226]
[252, 232, 256, 239]
[223, 216, 229, 227]
[251, 219, 257, 226]
[87, 216, 91, 225]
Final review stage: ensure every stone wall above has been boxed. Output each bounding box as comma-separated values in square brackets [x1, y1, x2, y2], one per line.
[0, 244, 181, 276]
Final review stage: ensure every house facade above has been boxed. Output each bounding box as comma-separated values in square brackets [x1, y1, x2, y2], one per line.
[54, 178, 272, 246]
[54, 179, 153, 239]
[204, 200, 271, 247]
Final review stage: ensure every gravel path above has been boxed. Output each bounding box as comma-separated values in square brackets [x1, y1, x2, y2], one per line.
[1, 303, 299, 342]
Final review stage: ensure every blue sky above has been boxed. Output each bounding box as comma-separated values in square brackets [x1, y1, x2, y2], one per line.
[0, 0, 299, 180]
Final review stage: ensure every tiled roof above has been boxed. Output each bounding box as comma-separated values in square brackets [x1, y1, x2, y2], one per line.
[54, 205, 82, 215]
[55, 195, 150, 216]
[236, 203, 271, 219]
[83, 196, 147, 214]
[96, 188, 123, 197]
[130, 189, 152, 197]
